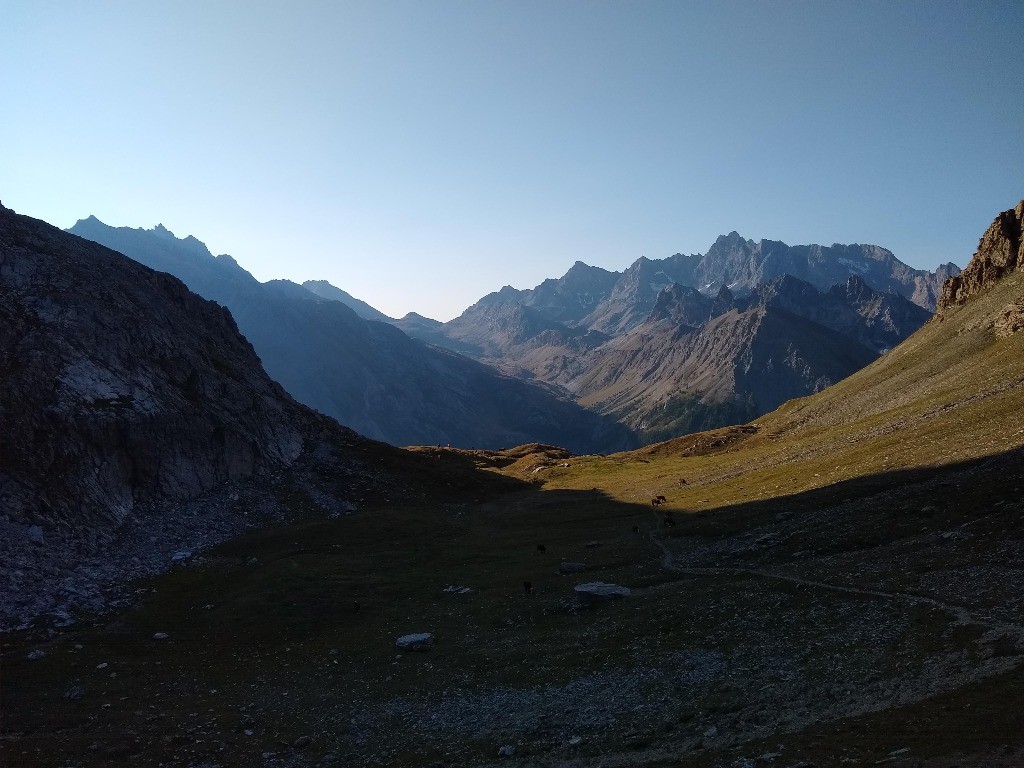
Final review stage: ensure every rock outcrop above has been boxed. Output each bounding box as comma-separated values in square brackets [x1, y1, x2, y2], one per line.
[396, 632, 435, 651]
[574, 582, 631, 604]
[938, 200, 1024, 311]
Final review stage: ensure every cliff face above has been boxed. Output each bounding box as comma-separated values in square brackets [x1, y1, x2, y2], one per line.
[939, 200, 1024, 311]
[0, 206, 305, 526]
[4, 204, 477, 629]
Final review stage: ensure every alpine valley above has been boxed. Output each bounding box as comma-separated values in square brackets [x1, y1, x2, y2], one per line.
[71, 218, 953, 447]
[3, 198, 1023, 768]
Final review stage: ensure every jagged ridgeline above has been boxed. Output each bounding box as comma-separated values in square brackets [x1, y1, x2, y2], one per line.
[68, 215, 956, 448]
[67, 217, 636, 454]
[408, 237, 949, 442]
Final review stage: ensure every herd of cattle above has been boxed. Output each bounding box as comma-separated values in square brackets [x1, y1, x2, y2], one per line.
[522, 496, 679, 593]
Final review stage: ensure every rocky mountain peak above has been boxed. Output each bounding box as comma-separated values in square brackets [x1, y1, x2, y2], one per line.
[834, 274, 874, 302]
[565, 259, 598, 275]
[938, 199, 1024, 311]
[647, 283, 712, 326]
[711, 285, 736, 317]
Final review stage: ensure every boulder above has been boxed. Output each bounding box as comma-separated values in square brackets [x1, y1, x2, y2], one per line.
[395, 632, 434, 651]
[574, 582, 631, 604]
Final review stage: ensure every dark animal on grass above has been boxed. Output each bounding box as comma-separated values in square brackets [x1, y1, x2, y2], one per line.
[678, 478, 688, 487]
[651, 497, 663, 507]
[655, 495, 667, 504]
[632, 525, 641, 534]
[523, 580, 533, 594]
[536, 544, 547, 553]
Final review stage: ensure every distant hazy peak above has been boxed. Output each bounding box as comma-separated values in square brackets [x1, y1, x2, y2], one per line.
[70, 216, 217, 262]
[400, 311, 441, 324]
[301, 279, 393, 322]
[561, 260, 617, 278]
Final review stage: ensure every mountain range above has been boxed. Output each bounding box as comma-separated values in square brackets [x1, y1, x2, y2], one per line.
[395, 240, 943, 439]
[6, 197, 1024, 768]
[67, 217, 635, 454]
[69, 217, 956, 449]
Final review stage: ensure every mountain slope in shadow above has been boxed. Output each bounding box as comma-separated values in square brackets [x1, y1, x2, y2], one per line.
[68, 217, 636, 453]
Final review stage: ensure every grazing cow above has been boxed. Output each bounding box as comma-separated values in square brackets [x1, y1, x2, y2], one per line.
[632, 525, 641, 534]
[651, 497, 663, 507]
[678, 478, 688, 486]
[536, 544, 547, 553]
[523, 580, 534, 594]
[655, 495, 667, 504]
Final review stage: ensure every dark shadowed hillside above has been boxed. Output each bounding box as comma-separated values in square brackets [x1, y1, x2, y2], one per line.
[68, 217, 636, 453]
[301, 279, 394, 322]
[0, 203, 526, 629]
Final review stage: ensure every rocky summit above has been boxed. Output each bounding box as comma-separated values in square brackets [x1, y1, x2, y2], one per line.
[939, 199, 1024, 311]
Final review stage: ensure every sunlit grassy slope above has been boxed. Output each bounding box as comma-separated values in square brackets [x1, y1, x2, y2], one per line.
[5, 272, 1024, 768]
[538, 269, 1024, 510]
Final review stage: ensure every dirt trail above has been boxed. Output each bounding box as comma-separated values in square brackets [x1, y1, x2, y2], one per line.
[645, 510, 1024, 640]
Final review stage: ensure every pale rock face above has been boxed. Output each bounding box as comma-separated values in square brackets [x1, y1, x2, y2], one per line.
[574, 582, 631, 603]
[395, 632, 435, 651]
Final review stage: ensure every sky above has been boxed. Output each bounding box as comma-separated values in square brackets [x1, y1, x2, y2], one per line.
[3, 1, 1022, 321]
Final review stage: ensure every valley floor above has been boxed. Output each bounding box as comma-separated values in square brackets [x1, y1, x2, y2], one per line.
[5, 440, 1024, 768]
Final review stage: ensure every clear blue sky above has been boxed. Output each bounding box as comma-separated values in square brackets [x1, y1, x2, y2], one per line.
[3, 1, 1021, 320]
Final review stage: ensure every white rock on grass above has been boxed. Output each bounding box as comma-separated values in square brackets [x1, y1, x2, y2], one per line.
[395, 632, 434, 651]
[574, 582, 631, 604]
